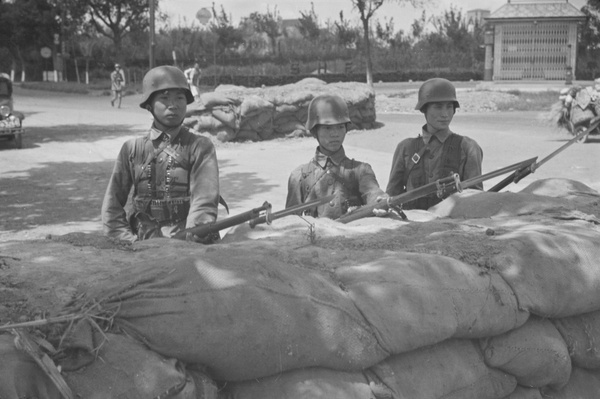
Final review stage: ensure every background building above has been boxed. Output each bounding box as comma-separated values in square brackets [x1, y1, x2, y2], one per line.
[484, 0, 585, 80]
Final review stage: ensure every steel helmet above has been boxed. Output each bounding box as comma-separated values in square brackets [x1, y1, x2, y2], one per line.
[415, 78, 460, 112]
[306, 94, 351, 132]
[139, 65, 194, 109]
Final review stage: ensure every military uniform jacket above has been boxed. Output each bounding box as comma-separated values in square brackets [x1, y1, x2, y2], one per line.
[386, 126, 483, 209]
[286, 146, 385, 220]
[101, 125, 219, 242]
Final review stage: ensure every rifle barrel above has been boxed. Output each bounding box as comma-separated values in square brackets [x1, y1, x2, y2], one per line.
[173, 202, 271, 240]
[248, 195, 336, 228]
[488, 119, 599, 193]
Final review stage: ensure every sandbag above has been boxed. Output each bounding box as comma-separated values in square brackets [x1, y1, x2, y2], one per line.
[218, 367, 374, 399]
[335, 253, 528, 355]
[368, 339, 517, 399]
[0, 333, 62, 399]
[200, 92, 237, 108]
[239, 95, 273, 117]
[63, 332, 200, 398]
[212, 107, 239, 129]
[67, 247, 388, 381]
[480, 316, 571, 389]
[542, 367, 600, 398]
[502, 386, 543, 399]
[553, 310, 600, 369]
[488, 223, 600, 317]
[518, 178, 599, 198]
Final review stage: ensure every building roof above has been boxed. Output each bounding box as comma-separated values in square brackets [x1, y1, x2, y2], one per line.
[486, 0, 585, 21]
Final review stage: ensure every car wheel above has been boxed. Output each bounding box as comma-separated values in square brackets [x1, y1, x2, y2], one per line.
[14, 132, 22, 149]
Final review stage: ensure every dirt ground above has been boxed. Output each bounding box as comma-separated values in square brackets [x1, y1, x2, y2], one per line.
[0, 83, 599, 324]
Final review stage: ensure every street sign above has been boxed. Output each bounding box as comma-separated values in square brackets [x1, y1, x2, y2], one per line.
[40, 47, 52, 59]
[196, 8, 211, 26]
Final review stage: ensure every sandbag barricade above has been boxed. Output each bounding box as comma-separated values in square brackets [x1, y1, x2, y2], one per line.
[184, 78, 376, 142]
[2, 178, 600, 398]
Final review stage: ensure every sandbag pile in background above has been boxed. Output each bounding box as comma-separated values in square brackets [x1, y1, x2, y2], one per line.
[1, 178, 600, 398]
[184, 78, 376, 142]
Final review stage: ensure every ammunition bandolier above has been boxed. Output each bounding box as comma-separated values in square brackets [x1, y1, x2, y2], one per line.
[102, 126, 219, 242]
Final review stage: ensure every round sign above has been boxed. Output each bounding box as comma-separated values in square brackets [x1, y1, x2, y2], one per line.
[40, 47, 52, 59]
[196, 8, 212, 25]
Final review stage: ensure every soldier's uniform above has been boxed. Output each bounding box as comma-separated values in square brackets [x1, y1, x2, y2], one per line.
[386, 78, 483, 210]
[101, 66, 220, 242]
[286, 94, 385, 220]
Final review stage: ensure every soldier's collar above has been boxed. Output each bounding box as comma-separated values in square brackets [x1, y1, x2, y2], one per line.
[149, 125, 182, 142]
[315, 146, 346, 167]
[421, 125, 452, 144]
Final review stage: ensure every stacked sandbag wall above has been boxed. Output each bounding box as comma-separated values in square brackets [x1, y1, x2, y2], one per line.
[184, 78, 376, 142]
[2, 179, 600, 398]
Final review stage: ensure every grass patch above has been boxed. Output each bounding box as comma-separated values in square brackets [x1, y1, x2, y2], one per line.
[496, 90, 559, 111]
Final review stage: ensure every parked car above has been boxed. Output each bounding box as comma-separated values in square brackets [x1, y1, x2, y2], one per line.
[0, 73, 24, 149]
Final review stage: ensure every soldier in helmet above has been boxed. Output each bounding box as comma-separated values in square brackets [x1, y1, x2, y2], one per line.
[286, 94, 387, 220]
[101, 65, 221, 243]
[386, 78, 483, 210]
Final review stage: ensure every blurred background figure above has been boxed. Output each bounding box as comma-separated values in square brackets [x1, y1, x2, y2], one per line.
[184, 62, 201, 99]
[110, 63, 126, 108]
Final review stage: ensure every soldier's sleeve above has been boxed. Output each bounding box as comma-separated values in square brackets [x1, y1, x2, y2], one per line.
[358, 162, 386, 205]
[285, 166, 304, 210]
[461, 136, 484, 190]
[187, 137, 219, 228]
[101, 142, 137, 242]
[386, 141, 408, 196]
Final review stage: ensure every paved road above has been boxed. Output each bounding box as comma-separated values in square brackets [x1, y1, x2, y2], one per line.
[1, 87, 598, 241]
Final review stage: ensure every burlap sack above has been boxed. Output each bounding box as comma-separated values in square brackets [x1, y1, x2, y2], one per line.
[502, 386, 544, 399]
[553, 310, 600, 369]
[488, 224, 600, 317]
[219, 367, 373, 399]
[335, 253, 528, 355]
[63, 332, 199, 398]
[368, 339, 517, 399]
[0, 334, 62, 399]
[480, 316, 571, 389]
[69, 246, 387, 381]
[542, 367, 600, 398]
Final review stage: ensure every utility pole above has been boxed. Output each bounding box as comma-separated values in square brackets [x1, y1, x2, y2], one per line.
[149, 0, 155, 69]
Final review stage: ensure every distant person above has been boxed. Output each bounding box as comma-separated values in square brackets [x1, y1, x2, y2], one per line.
[286, 94, 387, 220]
[386, 78, 483, 210]
[110, 63, 126, 108]
[101, 65, 220, 243]
[184, 62, 201, 99]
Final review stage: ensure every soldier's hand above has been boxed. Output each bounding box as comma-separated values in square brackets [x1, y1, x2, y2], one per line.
[372, 194, 390, 217]
[185, 231, 220, 244]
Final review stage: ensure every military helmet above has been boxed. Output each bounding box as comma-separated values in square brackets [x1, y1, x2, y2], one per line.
[415, 78, 460, 112]
[139, 65, 194, 109]
[306, 94, 351, 132]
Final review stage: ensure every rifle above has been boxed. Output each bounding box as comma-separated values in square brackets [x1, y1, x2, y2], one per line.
[488, 118, 600, 193]
[338, 156, 538, 224]
[173, 195, 335, 240]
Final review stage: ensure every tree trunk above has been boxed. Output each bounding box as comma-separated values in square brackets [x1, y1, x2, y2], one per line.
[361, 18, 373, 87]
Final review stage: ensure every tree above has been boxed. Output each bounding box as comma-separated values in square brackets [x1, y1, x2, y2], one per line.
[248, 7, 280, 55]
[351, 0, 423, 86]
[84, 0, 153, 58]
[298, 3, 320, 43]
[334, 11, 360, 50]
[209, 4, 244, 57]
[0, 0, 59, 80]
